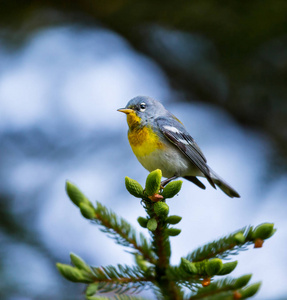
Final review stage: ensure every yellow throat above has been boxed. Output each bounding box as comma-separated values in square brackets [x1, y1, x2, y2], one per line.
[125, 111, 165, 158]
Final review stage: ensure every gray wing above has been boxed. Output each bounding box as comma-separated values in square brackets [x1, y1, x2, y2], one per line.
[156, 116, 215, 188]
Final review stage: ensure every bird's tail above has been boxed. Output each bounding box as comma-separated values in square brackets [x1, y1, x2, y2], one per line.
[209, 168, 240, 198]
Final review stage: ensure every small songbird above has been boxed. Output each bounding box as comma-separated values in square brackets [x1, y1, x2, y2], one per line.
[118, 96, 240, 198]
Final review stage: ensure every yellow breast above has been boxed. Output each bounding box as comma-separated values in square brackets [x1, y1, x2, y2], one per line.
[125, 111, 165, 157]
[127, 123, 165, 159]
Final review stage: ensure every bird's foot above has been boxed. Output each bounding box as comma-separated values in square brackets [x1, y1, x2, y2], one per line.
[160, 175, 178, 187]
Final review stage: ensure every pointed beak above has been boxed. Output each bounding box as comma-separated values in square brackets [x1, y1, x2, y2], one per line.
[117, 108, 134, 114]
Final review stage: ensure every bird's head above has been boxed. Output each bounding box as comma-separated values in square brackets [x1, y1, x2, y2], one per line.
[118, 96, 166, 128]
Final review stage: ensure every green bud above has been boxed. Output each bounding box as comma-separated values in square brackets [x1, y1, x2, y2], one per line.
[166, 215, 182, 225]
[180, 258, 198, 274]
[205, 258, 223, 276]
[240, 282, 261, 298]
[79, 202, 95, 220]
[137, 216, 148, 228]
[154, 202, 169, 217]
[147, 218, 157, 231]
[125, 177, 144, 198]
[86, 283, 99, 297]
[234, 232, 245, 244]
[253, 223, 275, 240]
[166, 228, 181, 236]
[234, 274, 252, 289]
[135, 254, 148, 271]
[161, 180, 183, 198]
[217, 261, 238, 275]
[145, 169, 162, 196]
[70, 253, 91, 273]
[56, 263, 89, 283]
[66, 181, 92, 207]
[193, 261, 206, 275]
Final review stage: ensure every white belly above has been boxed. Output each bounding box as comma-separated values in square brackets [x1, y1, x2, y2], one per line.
[136, 146, 200, 178]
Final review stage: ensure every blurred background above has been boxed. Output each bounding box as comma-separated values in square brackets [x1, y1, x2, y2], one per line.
[0, 1, 287, 299]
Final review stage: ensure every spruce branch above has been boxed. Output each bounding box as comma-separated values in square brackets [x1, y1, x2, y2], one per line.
[185, 227, 251, 262]
[93, 202, 156, 264]
[187, 276, 249, 299]
[185, 223, 275, 262]
[59, 172, 276, 300]
[140, 170, 184, 300]
[88, 264, 154, 294]
[86, 295, 148, 300]
[187, 276, 261, 300]
[167, 266, 201, 290]
[66, 182, 156, 264]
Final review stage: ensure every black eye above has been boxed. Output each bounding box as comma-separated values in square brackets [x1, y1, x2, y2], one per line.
[139, 102, 146, 111]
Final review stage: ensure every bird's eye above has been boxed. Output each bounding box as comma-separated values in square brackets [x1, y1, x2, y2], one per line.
[139, 102, 146, 111]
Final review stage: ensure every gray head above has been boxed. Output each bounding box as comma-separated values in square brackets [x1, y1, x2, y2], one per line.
[118, 96, 167, 125]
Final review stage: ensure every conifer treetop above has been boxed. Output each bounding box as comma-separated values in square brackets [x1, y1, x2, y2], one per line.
[57, 171, 276, 299]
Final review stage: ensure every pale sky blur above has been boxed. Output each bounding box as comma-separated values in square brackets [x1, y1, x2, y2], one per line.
[0, 26, 286, 300]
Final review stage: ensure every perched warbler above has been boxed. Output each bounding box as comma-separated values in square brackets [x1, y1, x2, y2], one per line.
[118, 96, 240, 198]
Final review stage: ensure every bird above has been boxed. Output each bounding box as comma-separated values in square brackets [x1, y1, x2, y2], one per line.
[118, 96, 240, 198]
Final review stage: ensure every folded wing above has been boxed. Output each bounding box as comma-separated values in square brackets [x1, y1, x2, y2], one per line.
[156, 117, 215, 188]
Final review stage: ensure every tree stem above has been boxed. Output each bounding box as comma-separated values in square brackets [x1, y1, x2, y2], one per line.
[150, 205, 182, 300]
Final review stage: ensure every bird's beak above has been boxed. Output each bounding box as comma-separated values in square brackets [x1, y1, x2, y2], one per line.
[117, 108, 134, 114]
